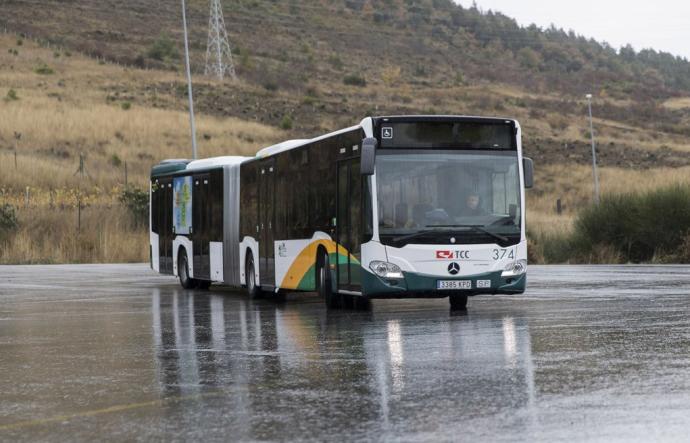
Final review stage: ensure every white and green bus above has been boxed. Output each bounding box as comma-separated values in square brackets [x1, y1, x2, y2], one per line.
[150, 115, 533, 310]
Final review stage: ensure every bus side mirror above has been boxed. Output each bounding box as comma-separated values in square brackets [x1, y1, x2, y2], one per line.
[523, 157, 534, 189]
[361, 138, 377, 176]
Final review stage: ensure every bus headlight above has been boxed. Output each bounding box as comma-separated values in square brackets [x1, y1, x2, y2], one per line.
[502, 260, 527, 278]
[369, 261, 403, 279]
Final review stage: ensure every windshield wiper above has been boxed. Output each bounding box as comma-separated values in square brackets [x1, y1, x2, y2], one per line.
[427, 224, 510, 244]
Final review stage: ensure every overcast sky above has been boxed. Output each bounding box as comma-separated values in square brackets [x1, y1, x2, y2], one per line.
[455, 0, 690, 59]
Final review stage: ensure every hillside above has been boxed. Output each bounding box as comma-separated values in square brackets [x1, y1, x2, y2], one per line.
[2, 1, 690, 263]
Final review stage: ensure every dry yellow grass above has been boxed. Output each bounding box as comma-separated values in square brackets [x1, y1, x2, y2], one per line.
[0, 35, 284, 263]
[663, 97, 690, 110]
[0, 96, 279, 190]
[0, 34, 281, 194]
[0, 206, 147, 264]
[2, 35, 690, 264]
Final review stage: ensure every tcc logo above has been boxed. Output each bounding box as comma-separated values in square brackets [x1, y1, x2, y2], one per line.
[436, 250, 453, 259]
[447, 262, 460, 275]
[437, 250, 470, 259]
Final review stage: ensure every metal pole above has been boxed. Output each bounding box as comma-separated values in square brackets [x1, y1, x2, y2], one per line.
[586, 94, 600, 205]
[181, 0, 198, 159]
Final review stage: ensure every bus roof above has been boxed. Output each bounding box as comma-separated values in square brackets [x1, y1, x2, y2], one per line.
[151, 116, 520, 175]
[186, 156, 249, 170]
[151, 156, 249, 177]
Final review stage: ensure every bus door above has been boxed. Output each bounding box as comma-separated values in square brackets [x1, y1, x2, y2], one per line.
[336, 158, 362, 292]
[193, 174, 210, 280]
[159, 178, 173, 274]
[259, 159, 276, 287]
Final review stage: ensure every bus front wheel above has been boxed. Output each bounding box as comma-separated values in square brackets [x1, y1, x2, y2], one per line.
[318, 252, 340, 309]
[449, 294, 468, 311]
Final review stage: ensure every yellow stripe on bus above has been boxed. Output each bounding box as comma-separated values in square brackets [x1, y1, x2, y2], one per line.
[280, 240, 360, 289]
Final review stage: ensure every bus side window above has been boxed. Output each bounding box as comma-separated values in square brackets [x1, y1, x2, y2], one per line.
[210, 170, 223, 242]
[310, 140, 336, 232]
[275, 153, 289, 240]
[240, 162, 259, 238]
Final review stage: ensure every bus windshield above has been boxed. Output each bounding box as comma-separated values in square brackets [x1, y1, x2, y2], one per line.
[376, 150, 521, 247]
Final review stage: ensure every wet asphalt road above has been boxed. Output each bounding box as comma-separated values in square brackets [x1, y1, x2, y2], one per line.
[1, 265, 690, 442]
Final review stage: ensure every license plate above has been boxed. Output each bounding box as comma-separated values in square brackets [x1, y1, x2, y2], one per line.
[476, 280, 492, 289]
[437, 280, 472, 290]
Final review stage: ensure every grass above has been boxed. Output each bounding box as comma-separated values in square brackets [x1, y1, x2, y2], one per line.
[0, 34, 282, 264]
[2, 35, 690, 264]
[530, 185, 690, 264]
[0, 206, 147, 264]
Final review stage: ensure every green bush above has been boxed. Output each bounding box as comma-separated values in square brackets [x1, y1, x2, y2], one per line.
[120, 187, 148, 227]
[280, 114, 293, 130]
[34, 63, 55, 75]
[343, 74, 367, 87]
[121, 101, 132, 111]
[147, 34, 179, 61]
[574, 185, 690, 262]
[110, 154, 122, 167]
[0, 204, 19, 233]
[5, 89, 19, 101]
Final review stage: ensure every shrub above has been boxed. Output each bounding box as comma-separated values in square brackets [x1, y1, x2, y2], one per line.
[343, 74, 367, 87]
[263, 81, 278, 92]
[147, 34, 179, 61]
[120, 187, 148, 227]
[573, 185, 690, 262]
[5, 89, 18, 101]
[110, 154, 122, 167]
[34, 63, 55, 75]
[121, 101, 132, 111]
[0, 204, 19, 233]
[280, 114, 293, 130]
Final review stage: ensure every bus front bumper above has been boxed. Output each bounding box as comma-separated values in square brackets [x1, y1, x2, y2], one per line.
[362, 269, 526, 299]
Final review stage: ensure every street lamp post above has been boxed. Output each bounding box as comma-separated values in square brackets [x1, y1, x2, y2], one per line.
[181, 0, 198, 160]
[586, 94, 600, 205]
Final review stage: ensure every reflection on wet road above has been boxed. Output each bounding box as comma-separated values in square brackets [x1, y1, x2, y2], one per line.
[2, 264, 690, 441]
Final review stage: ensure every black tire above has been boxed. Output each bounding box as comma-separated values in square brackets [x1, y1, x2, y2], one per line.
[449, 294, 469, 311]
[245, 252, 262, 299]
[178, 250, 197, 289]
[318, 251, 341, 309]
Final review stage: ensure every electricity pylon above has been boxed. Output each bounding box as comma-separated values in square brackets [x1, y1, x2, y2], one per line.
[204, 0, 237, 81]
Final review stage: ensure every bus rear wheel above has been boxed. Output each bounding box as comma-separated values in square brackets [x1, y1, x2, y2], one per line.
[449, 294, 468, 311]
[178, 250, 197, 290]
[318, 252, 341, 309]
[245, 252, 262, 299]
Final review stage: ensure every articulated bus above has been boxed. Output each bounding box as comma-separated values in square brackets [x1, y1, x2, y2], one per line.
[150, 115, 533, 310]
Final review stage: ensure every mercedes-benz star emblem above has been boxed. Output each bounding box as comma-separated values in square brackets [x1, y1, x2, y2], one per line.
[448, 262, 460, 275]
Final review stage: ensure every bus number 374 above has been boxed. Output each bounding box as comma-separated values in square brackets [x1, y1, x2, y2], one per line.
[149, 115, 533, 311]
